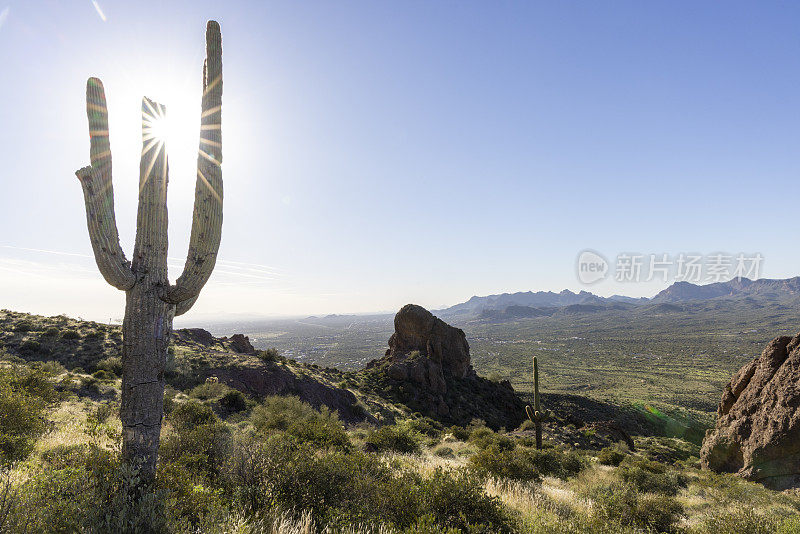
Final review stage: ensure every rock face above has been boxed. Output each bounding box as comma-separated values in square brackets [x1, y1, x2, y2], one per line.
[701, 333, 800, 489]
[387, 304, 472, 379]
[367, 304, 525, 429]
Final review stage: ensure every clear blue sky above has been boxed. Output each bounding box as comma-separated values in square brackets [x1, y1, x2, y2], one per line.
[1, 1, 799, 321]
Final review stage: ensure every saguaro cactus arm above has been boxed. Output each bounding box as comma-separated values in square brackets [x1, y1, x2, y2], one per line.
[75, 78, 136, 291]
[165, 21, 223, 307]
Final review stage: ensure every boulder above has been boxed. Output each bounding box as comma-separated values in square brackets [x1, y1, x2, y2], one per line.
[366, 304, 525, 430]
[701, 333, 800, 489]
[387, 304, 472, 378]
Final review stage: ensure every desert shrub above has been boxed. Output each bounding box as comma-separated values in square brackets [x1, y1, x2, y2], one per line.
[223, 434, 511, 532]
[42, 326, 60, 337]
[161, 401, 231, 479]
[19, 339, 42, 354]
[84, 329, 104, 339]
[92, 369, 116, 381]
[219, 389, 249, 413]
[598, 445, 627, 466]
[402, 417, 442, 439]
[251, 396, 350, 449]
[61, 329, 81, 340]
[691, 506, 778, 534]
[618, 457, 687, 496]
[257, 347, 281, 363]
[188, 381, 229, 400]
[468, 425, 515, 451]
[417, 467, 512, 533]
[777, 515, 800, 534]
[163, 388, 177, 416]
[448, 425, 470, 441]
[433, 446, 455, 458]
[13, 320, 34, 333]
[7, 444, 127, 533]
[35, 360, 66, 375]
[365, 424, 421, 454]
[469, 446, 539, 481]
[582, 482, 683, 533]
[80, 376, 101, 394]
[518, 419, 536, 432]
[0, 366, 56, 463]
[96, 356, 122, 375]
[470, 446, 584, 481]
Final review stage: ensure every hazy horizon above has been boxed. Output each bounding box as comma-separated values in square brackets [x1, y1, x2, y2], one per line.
[3, 1, 800, 322]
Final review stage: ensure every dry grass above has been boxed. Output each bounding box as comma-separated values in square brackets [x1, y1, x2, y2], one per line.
[220, 511, 394, 534]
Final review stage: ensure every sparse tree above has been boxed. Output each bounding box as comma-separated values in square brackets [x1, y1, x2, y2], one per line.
[74, 21, 223, 484]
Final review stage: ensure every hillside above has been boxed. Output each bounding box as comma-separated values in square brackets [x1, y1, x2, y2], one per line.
[3, 307, 800, 532]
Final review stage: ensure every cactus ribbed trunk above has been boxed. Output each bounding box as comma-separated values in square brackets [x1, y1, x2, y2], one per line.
[74, 21, 223, 486]
[120, 100, 172, 481]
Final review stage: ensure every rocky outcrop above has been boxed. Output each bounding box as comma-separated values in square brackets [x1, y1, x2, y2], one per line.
[701, 333, 800, 489]
[226, 333, 255, 354]
[386, 304, 472, 379]
[366, 304, 525, 430]
[178, 328, 216, 346]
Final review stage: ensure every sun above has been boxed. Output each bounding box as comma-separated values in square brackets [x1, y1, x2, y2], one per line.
[142, 99, 171, 148]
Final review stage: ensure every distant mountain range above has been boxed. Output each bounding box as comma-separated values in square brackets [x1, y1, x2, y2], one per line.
[440, 277, 800, 319]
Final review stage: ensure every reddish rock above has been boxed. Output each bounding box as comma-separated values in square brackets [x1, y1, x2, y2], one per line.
[701, 334, 800, 489]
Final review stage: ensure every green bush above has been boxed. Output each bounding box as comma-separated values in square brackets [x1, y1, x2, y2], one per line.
[692, 507, 779, 534]
[417, 467, 512, 533]
[402, 417, 442, 439]
[365, 424, 421, 454]
[777, 515, 800, 534]
[162, 401, 231, 479]
[13, 320, 34, 333]
[20, 339, 43, 354]
[582, 482, 683, 533]
[468, 426, 515, 451]
[61, 330, 81, 340]
[92, 369, 116, 381]
[5, 444, 135, 533]
[433, 446, 455, 458]
[223, 433, 512, 532]
[96, 356, 122, 375]
[618, 457, 687, 496]
[469, 446, 539, 481]
[42, 326, 60, 337]
[188, 381, 229, 400]
[598, 446, 627, 466]
[0, 366, 56, 463]
[170, 400, 217, 429]
[219, 389, 249, 413]
[251, 396, 350, 449]
[448, 425, 470, 441]
[469, 446, 584, 481]
[257, 347, 281, 363]
[84, 329, 104, 340]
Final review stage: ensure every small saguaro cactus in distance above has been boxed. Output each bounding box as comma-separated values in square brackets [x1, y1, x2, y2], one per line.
[526, 356, 549, 449]
[74, 21, 223, 484]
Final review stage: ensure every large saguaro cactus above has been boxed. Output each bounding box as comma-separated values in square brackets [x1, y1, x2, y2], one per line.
[74, 21, 223, 483]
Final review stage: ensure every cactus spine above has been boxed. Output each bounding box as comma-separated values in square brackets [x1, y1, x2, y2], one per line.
[526, 356, 546, 449]
[74, 21, 223, 484]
